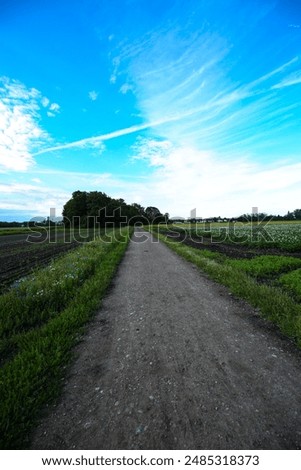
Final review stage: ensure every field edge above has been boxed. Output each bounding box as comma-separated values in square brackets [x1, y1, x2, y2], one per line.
[0, 228, 132, 449]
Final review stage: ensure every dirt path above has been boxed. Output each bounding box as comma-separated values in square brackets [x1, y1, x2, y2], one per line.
[31, 230, 301, 449]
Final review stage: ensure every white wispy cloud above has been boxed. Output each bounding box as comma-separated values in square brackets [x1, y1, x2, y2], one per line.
[1, 169, 140, 217]
[41, 96, 50, 107]
[119, 83, 133, 94]
[127, 138, 301, 217]
[29, 50, 301, 159]
[0, 77, 50, 171]
[49, 102, 60, 112]
[131, 137, 173, 166]
[110, 12, 301, 156]
[88, 90, 98, 101]
[46, 103, 60, 118]
[0, 181, 70, 216]
[272, 70, 301, 89]
[109, 56, 121, 84]
[247, 57, 299, 89]
[40, 96, 60, 117]
[0, 182, 50, 194]
[31, 117, 181, 156]
[5, 142, 301, 219]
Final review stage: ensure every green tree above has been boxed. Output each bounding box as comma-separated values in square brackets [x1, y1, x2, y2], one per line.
[63, 191, 87, 227]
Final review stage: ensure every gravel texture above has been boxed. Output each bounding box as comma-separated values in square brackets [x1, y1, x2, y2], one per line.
[31, 230, 301, 449]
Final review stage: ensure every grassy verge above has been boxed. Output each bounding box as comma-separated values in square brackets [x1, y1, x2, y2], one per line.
[227, 255, 301, 278]
[279, 268, 301, 302]
[0, 227, 132, 449]
[151, 230, 301, 349]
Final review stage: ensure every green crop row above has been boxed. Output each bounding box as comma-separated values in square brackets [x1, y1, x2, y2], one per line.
[227, 255, 301, 278]
[225, 256, 301, 303]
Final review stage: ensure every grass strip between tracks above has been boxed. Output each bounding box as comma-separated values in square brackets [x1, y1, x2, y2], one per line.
[151, 230, 301, 350]
[0, 227, 132, 449]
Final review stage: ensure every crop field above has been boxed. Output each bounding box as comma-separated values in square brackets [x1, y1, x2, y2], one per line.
[153, 221, 301, 350]
[167, 221, 301, 251]
[0, 227, 107, 293]
[0, 227, 37, 236]
[0, 227, 132, 448]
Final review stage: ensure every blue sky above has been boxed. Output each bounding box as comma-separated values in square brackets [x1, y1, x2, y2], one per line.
[0, 0, 301, 221]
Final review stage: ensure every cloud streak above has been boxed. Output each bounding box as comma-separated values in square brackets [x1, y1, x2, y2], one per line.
[272, 70, 301, 89]
[109, 8, 301, 156]
[31, 115, 187, 156]
[9, 28, 301, 166]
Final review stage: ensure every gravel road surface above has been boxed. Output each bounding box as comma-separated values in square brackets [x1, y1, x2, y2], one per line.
[31, 230, 301, 449]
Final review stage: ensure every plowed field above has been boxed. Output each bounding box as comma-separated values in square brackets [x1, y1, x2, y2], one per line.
[0, 233, 78, 292]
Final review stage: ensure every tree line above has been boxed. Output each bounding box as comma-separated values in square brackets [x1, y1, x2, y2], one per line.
[62, 190, 166, 227]
[235, 209, 301, 222]
[1, 199, 301, 226]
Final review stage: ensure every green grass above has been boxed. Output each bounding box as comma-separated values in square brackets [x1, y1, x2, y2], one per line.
[0, 239, 108, 359]
[0, 227, 132, 449]
[151, 229, 301, 350]
[227, 255, 301, 278]
[279, 269, 301, 302]
[0, 227, 36, 236]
